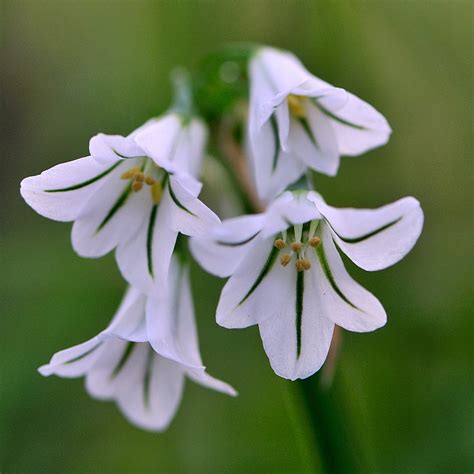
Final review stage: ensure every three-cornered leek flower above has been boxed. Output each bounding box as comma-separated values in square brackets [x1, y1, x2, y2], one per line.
[38, 258, 236, 432]
[191, 191, 423, 380]
[20, 113, 219, 293]
[248, 46, 392, 199]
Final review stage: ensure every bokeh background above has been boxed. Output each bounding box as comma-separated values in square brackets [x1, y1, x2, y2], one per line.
[1, 1, 472, 472]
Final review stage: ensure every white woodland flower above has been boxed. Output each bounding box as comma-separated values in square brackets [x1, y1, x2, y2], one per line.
[248, 46, 392, 199]
[20, 113, 219, 293]
[39, 258, 236, 432]
[191, 191, 423, 380]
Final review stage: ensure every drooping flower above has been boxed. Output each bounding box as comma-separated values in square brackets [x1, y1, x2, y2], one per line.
[248, 46, 392, 199]
[38, 258, 236, 431]
[191, 191, 423, 380]
[20, 113, 219, 293]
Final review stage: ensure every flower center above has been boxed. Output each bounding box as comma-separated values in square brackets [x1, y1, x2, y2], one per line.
[274, 220, 321, 272]
[287, 94, 307, 118]
[121, 160, 164, 204]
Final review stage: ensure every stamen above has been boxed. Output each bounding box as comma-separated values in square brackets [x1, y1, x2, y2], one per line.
[134, 171, 145, 182]
[301, 258, 311, 270]
[309, 237, 321, 248]
[120, 167, 141, 180]
[287, 95, 306, 118]
[151, 182, 162, 204]
[295, 259, 305, 272]
[132, 181, 143, 192]
[274, 239, 286, 249]
[280, 254, 291, 267]
[145, 175, 156, 185]
[291, 242, 302, 253]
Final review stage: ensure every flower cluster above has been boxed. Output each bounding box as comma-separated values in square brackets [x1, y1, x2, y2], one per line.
[21, 46, 423, 430]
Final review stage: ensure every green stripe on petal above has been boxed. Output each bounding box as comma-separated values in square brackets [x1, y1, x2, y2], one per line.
[333, 217, 402, 244]
[96, 182, 133, 232]
[111, 341, 134, 377]
[142, 349, 154, 408]
[313, 100, 367, 130]
[45, 161, 122, 193]
[216, 232, 259, 247]
[269, 114, 280, 172]
[146, 205, 158, 277]
[316, 243, 360, 310]
[168, 182, 197, 217]
[238, 245, 279, 306]
[298, 117, 319, 148]
[296, 270, 304, 358]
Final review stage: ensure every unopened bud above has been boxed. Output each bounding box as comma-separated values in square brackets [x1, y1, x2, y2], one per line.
[274, 239, 286, 249]
[309, 237, 321, 247]
[280, 254, 291, 267]
[291, 242, 302, 253]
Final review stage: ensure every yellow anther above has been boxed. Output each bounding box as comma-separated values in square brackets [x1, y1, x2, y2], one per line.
[309, 237, 321, 248]
[295, 259, 305, 272]
[132, 181, 143, 192]
[287, 94, 306, 118]
[301, 258, 311, 271]
[280, 254, 291, 267]
[145, 175, 156, 186]
[291, 242, 302, 253]
[274, 239, 286, 250]
[120, 167, 141, 180]
[133, 171, 145, 182]
[151, 182, 162, 204]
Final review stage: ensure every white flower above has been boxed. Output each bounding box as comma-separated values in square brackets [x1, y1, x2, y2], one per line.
[20, 113, 219, 293]
[248, 47, 392, 199]
[38, 260, 236, 432]
[191, 191, 423, 380]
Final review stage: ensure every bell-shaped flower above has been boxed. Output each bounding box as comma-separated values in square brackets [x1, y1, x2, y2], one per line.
[191, 191, 423, 380]
[38, 259, 236, 432]
[20, 113, 219, 293]
[248, 46, 392, 199]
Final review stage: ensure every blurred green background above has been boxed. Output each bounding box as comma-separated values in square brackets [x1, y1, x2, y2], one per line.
[1, 1, 472, 472]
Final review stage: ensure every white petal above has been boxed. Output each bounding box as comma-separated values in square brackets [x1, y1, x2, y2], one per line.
[172, 118, 208, 178]
[38, 336, 102, 377]
[129, 354, 185, 432]
[167, 176, 220, 236]
[261, 191, 321, 238]
[189, 214, 265, 278]
[84, 338, 133, 399]
[20, 157, 114, 222]
[89, 133, 144, 165]
[248, 119, 307, 200]
[313, 195, 424, 271]
[115, 193, 178, 294]
[134, 114, 182, 170]
[145, 263, 204, 369]
[316, 91, 392, 156]
[286, 101, 340, 177]
[71, 157, 151, 258]
[216, 237, 296, 328]
[186, 368, 237, 397]
[310, 224, 387, 332]
[100, 286, 148, 342]
[258, 265, 334, 380]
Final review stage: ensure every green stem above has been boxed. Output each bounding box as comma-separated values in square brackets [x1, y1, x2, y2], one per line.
[297, 372, 365, 473]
